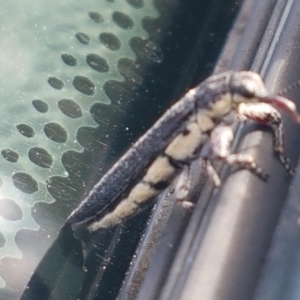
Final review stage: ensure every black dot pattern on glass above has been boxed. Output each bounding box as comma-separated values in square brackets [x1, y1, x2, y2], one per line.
[118, 58, 142, 83]
[1, 149, 19, 163]
[29, 147, 53, 168]
[16, 124, 35, 138]
[58, 99, 83, 119]
[129, 38, 163, 63]
[99, 33, 121, 51]
[0, 199, 23, 221]
[61, 54, 77, 66]
[89, 12, 104, 23]
[73, 76, 95, 96]
[126, 0, 144, 8]
[112, 12, 134, 29]
[75, 32, 90, 45]
[86, 54, 109, 73]
[12, 172, 38, 194]
[48, 77, 64, 90]
[44, 123, 68, 143]
[32, 99, 49, 113]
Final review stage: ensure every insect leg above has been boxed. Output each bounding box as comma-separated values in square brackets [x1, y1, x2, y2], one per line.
[238, 102, 294, 175]
[204, 123, 269, 182]
[201, 158, 222, 187]
[199, 141, 222, 187]
[174, 165, 195, 208]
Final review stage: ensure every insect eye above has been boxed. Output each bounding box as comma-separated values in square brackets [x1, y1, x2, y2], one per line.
[238, 81, 256, 98]
[230, 71, 266, 100]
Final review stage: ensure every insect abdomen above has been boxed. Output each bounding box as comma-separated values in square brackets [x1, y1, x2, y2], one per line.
[66, 74, 233, 230]
[67, 92, 199, 226]
[88, 118, 211, 230]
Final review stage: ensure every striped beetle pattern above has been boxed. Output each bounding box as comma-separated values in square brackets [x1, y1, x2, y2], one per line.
[67, 71, 300, 231]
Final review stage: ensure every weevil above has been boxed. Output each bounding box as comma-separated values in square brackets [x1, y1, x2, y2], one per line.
[67, 71, 300, 231]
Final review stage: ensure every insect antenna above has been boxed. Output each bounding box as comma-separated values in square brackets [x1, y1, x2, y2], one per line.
[272, 79, 300, 175]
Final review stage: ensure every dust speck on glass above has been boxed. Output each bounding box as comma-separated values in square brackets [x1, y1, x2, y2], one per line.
[0, 0, 159, 291]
